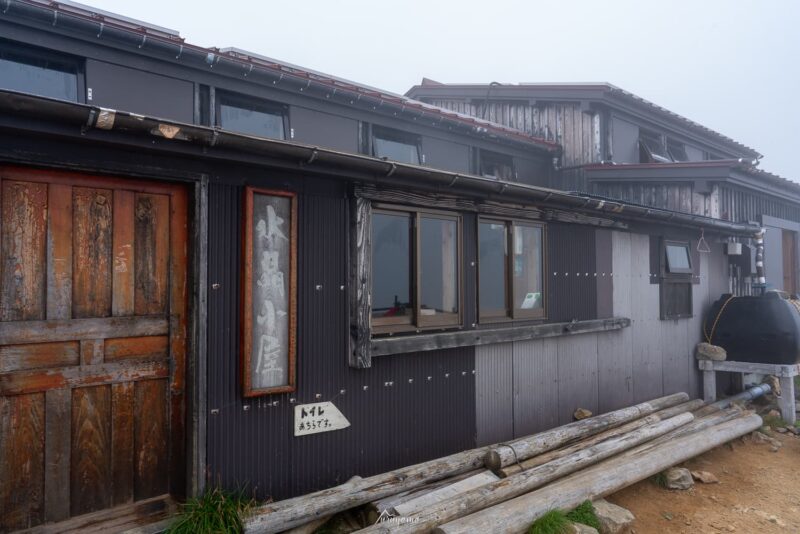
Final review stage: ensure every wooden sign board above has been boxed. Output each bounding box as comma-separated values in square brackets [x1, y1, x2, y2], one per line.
[294, 402, 350, 437]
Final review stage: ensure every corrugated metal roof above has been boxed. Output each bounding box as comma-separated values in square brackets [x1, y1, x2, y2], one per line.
[407, 80, 761, 158]
[3, 0, 560, 153]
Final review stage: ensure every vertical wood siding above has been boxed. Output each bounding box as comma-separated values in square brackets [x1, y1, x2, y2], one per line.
[427, 99, 602, 168]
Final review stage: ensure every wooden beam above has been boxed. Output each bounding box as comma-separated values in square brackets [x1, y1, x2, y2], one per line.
[371, 317, 630, 357]
[435, 414, 762, 534]
[698, 359, 800, 378]
[0, 316, 168, 345]
[348, 197, 372, 368]
[0, 360, 168, 396]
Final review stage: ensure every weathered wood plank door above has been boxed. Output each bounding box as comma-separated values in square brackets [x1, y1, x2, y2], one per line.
[0, 166, 188, 532]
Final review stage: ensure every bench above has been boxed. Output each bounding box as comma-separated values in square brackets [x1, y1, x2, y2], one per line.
[699, 359, 799, 425]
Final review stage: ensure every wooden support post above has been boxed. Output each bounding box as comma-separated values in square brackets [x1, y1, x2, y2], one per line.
[703, 369, 717, 403]
[778, 376, 796, 425]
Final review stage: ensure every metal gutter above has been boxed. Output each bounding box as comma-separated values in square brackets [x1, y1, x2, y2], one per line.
[0, 89, 762, 237]
[0, 0, 560, 154]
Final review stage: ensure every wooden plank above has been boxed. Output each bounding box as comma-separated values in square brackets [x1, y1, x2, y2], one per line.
[0, 165, 181, 196]
[0, 340, 79, 372]
[0, 392, 45, 531]
[0, 359, 169, 395]
[168, 187, 188, 497]
[702, 370, 717, 402]
[81, 338, 105, 366]
[47, 183, 73, 320]
[0, 316, 169, 345]
[45, 388, 71, 522]
[697, 359, 800, 377]
[371, 317, 630, 358]
[71, 385, 112, 516]
[113, 190, 136, 317]
[349, 196, 372, 368]
[73, 187, 113, 318]
[134, 379, 169, 500]
[134, 193, 169, 316]
[1, 180, 48, 321]
[112, 381, 135, 506]
[105, 336, 169, 362]
[25, 495, 174, 534]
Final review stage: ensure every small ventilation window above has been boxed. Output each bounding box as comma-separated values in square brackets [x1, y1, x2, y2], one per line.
[667, 139, 689, 162]
[478, 149, 515, 181]
[639, 132, 671, 163]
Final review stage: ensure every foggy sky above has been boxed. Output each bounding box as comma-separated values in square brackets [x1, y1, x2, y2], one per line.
[89, 0, 800, 180]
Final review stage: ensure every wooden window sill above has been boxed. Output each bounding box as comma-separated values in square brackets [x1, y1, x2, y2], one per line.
[370, 317, 631, 358]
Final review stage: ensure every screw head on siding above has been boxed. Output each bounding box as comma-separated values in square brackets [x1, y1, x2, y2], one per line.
[363, 385, 369, 390]
[212, 283, 221, 289]
[315, 393, 322, 399]
[315, 284, 323, 291]
[243, 405, 250, 411]
[211, 408, 220, 415]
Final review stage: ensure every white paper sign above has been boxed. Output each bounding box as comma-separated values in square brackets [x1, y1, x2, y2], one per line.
[294, 401, 350, 437]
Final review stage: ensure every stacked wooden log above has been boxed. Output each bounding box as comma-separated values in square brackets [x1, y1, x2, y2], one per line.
[243, 388, 767, 534]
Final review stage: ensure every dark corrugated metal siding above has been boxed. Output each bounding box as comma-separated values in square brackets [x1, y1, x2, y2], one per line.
[206, 180, 476, 502]
[547, 223, 597, 322]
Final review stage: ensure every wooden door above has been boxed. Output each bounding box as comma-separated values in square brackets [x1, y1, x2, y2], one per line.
[782, 229, 797, 294]
[0, 166, 187, 532]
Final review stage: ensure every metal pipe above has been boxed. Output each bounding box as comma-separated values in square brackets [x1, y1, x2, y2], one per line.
[0, 89, 764, 237]
[708, 383, 771, 411]
[754, 227, 766, 294]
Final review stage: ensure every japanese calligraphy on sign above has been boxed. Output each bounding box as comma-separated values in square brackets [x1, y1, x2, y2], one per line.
[242, 187, 297, 397]
[294, 401, 351, 437]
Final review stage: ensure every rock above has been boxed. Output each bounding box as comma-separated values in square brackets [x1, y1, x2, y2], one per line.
[574, 408, 593, 420]
[664, 467, 694, 490]
[775, 426, 788, 433]
[752, 430, 782, 449]
[768, 409, 781, 419]
[691, 470, 720, 484]
[570, 523, 599, 534]
[593, 499, 634, 534]
[695, 342, 727, 361]
[788, 426, 799, 436]
[770, 445, 780, 452]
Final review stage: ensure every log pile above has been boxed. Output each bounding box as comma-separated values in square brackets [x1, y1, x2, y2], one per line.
[243, 387, 768, 534]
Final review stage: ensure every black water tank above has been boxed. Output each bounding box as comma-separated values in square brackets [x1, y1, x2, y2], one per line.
[705, 292, 800, 365]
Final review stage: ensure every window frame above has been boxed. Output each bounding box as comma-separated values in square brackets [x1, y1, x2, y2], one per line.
[666, 139, 689, 162]
[639, 131, 671, 163]
[367, 125, 423, 165]
[215, 90, 289, 140]
[659, 238, 694, 319]
[664, 240, 693, 275]
[371, 203, 463, 334]
[0, 38, 85, 103]
[477, 217, 546, 323]
[475, 148, 516, 181]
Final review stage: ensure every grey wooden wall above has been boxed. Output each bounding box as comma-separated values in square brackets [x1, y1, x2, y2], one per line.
[475, 230, 723, 446]
[426, 99, 601, 169]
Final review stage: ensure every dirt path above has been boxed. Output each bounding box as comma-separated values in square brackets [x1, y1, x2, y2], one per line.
[609, 429, 800, 533]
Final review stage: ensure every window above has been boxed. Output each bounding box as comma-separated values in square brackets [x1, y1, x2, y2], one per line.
[371, 126, 421, 164]
[665, 241, 692, 274]
[639, 131, 671, 163]
[0, 40, 81, 102]
[660, 239, 693, 319]
[477, 149, 515, 180]
[478, 218, 544, 321]
[666, 139, 689, 162]
[371, 206, 460, 332]
[217, 92, 287, 139]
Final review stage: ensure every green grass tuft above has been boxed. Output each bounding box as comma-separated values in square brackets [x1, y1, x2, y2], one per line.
[528, 510, 572, 534]
[650, 472, 668, 488]
[565, 500, 601, 530]
[165, 486, 255, 534]
[762, 414, 788, 428]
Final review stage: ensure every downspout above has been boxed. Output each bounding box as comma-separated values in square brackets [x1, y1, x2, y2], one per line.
[753, 227, 766, 295]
